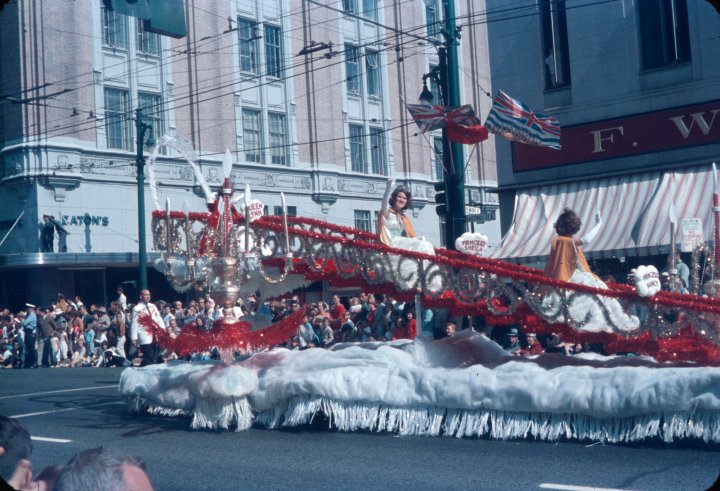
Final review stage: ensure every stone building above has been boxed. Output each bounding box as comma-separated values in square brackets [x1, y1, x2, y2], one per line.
[0, 0, 499, 307]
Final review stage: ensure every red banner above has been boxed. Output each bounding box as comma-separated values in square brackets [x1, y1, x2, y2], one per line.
[512, 100, 720, 172]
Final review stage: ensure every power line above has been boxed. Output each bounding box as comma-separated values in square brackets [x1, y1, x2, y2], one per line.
[22, 20, 433, 141]
[13, 0, 617, 144]
[8, 0, 430, 139]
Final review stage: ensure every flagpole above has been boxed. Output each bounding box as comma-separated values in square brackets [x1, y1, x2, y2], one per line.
[713, 162, 719, 271]
[668, 203, 678, 290]
[442, 0, 466, 249]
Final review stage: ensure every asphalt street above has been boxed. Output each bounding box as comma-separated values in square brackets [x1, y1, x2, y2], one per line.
[1, 367, 718, 491]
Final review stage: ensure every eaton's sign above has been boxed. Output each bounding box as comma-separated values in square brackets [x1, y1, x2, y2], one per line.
[513, 100, 720, 172]
[60, 214, 109, 227]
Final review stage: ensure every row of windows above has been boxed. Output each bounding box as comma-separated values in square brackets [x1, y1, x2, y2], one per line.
[104, 86, 392, 176]
[103, 86, 290, 166]
[101, 10, 394, 174]
[541, 0, 691, 90]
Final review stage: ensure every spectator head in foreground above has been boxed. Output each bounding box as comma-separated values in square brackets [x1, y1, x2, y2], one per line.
[0, 415, 33, 481]
[53, 446, 153, 491]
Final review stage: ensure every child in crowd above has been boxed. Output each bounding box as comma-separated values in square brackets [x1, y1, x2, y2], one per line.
[318, 317, 334, 347]
[69, 338, 90, 367]
[339, 311, 356, 342]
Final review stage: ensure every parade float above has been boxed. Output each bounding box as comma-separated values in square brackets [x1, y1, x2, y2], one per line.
[120, 130, 720, 444]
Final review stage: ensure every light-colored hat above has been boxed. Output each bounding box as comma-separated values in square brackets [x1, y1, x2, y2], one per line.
[506, 328, 519, 337]
[526, 332, 537, 338]
[26, 303, 36, 309]
[53, 309, 64, 315]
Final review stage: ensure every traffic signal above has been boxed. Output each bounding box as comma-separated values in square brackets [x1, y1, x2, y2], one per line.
[433, 180, 447, 217]
[103, 0, 187, 39]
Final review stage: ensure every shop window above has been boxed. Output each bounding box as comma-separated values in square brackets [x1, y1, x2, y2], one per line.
[638, 0, 691, 70]
[540, 0, 571, 89]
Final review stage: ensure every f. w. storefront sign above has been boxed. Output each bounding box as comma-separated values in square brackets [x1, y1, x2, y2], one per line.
[513, 100, 720, 172]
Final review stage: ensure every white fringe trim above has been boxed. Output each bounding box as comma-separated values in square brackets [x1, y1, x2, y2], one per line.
[125, 395, 720, 443]
[191, 397, 253, 432]
[255, 396, 720, 443]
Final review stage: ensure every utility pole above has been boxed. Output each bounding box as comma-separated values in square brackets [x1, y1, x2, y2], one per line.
[135, 108, 153, 291]
[442, 0, 466, 249]
[428, 0, 465, 249]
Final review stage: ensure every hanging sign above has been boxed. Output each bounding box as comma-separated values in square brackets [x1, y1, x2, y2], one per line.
[680, 218, 704, 252]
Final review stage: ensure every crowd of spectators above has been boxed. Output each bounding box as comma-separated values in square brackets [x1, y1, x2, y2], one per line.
[0, 289, 428, 369]
[1, 285, 607, 370]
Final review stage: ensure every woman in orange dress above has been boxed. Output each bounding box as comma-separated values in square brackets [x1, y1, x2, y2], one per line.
[542, 208, 639, 333]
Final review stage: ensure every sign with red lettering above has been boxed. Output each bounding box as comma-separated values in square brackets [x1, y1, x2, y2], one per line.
[632, 265, 661, 297]
[513, 100, 720, 172]
[681, 218, 704, 252]
[455, 232, 488, 256]
[247, 199, 264, 223]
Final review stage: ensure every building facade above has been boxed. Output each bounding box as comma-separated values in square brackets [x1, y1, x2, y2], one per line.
[0, 0, 499, 307]
[487, 0, 720, 277]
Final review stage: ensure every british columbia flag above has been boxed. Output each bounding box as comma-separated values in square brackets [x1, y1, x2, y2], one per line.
[484, 91, 561, 149]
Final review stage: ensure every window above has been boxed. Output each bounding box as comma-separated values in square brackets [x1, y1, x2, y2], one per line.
[363, 0, 378, 20]
[540, 0, 571, 89]
[138, 92, 163, 145]
[269, 113, 288, 165]
[137, 20, 161, 55]
[264, 25, 283, 78]
[354, 210, 372, 232]
[369, 127, 386, 175]
[426, 0, 441, 39]
[242, 109, 263, 163]
[429, 64, 441, 105]
[102, 8, 128, 49]
[349, 125, 367, 173]
[343, 0, 358, 14]
[433, 137, 444, 180]
[438, 216, 447, 248]
[274, 206, 297, 216]
[345, 44, 361, 95]
[638, 0, 691, 70]
[104, 88, 130, 150]
[366, 50, 380, 98]
[238, 18, 259, 74]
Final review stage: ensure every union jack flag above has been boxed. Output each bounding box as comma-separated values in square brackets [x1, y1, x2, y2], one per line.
[407, 103, 489, 145]
[484, 91, 561, 149]
[406, 104, 445, 133]
[406, 104, 483, 131]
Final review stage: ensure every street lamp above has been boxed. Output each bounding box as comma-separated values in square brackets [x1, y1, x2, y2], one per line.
[136, 107, 156, 291]
[419, 79, 434, 105]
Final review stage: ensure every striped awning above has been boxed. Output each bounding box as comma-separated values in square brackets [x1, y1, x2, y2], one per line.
[635, 166, 715, 252]
[490, 165, 716, 262]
